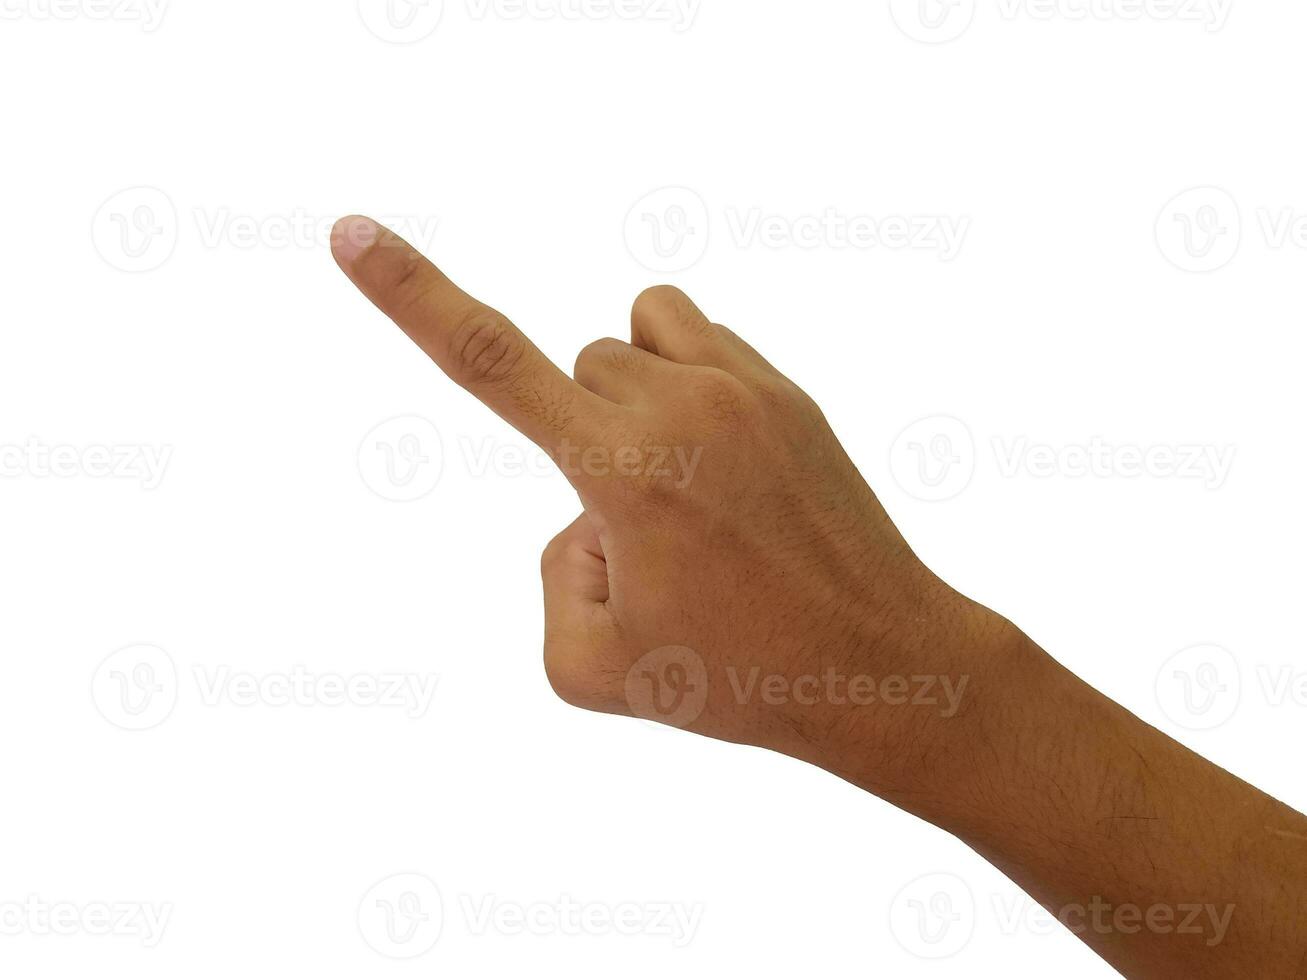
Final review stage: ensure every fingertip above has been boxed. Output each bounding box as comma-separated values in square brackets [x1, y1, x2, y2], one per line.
[331, 214, 380, 267]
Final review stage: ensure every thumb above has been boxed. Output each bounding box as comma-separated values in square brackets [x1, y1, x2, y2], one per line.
[540, 512, 621, 709]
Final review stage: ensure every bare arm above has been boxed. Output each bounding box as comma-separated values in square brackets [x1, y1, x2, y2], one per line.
[331, 215, 1307, 978]
[836, 630, 1307, 977]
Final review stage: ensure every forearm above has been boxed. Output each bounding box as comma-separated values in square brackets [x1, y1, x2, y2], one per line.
[832, 626, 1307, 978]
[331, 221, 1306, 978]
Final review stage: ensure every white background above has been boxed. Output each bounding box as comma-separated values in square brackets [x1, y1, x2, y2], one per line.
[1, 1, 1304, 977]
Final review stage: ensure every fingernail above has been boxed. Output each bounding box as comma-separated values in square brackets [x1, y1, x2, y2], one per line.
[332, 215, 379, 264]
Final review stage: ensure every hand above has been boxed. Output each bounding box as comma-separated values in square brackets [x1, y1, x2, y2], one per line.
[330, 215, 1018, 807]
[332, 215, 1307, 978]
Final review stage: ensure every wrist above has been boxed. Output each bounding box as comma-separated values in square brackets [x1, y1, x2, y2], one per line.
[807, 608, 1062, 827]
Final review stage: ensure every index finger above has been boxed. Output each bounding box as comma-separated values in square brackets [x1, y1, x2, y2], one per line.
[331, 215, 615, 456]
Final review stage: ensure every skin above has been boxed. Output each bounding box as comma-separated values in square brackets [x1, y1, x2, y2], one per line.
[331, 214, 1307, 978]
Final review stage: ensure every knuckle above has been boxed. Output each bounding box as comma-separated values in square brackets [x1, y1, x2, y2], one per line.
[573, 337, 626, 377]
[632, 284, 689, 322]
[540, 530, 576, 574]
[542, 644, 606, 710]
[540, 538, 564, 574]
[692, 370, 754, 428]
[749, 373, 810, 414]
[449, 309, 524, 385]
